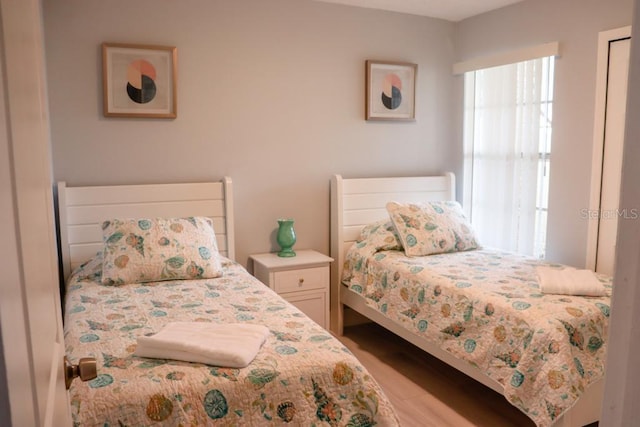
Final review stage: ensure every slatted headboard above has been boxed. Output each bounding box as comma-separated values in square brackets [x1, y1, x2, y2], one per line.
[57, 178, 235, 281]
[329, 173, 455, 333]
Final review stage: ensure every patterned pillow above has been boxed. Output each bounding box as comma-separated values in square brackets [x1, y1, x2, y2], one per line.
[358, 219, 403, 252]
[101, 217, 223, 285]
[386, 201, 479, 256]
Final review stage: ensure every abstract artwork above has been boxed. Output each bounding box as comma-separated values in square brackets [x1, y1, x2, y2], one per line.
[102, 43, 177, 118]
[365, 60, 417, 121]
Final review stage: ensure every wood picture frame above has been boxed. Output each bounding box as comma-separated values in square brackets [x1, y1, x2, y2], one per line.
[365, 60, 417, 121]
[102, 43, 177, 118]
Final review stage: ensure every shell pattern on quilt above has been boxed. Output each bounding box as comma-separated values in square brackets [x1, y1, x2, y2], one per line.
[343, 243, 611, 427]
[65, 255, 400, 426]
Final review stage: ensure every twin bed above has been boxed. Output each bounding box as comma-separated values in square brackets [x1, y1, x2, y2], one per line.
[330, 173, 611, 427]
[58, 178, 399, 426]
[58, 173, 611, 427]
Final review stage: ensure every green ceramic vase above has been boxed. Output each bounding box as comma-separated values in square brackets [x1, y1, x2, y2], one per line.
[276, 219, 296, 257]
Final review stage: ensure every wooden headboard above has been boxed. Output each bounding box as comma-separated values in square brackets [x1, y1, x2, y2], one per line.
[329, 173, 455, 333]
[57, 178, 235, 281]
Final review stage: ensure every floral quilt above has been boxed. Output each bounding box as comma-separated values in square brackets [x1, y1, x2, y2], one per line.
[64, 254, 399, 426]
[343, 240, 612, 427]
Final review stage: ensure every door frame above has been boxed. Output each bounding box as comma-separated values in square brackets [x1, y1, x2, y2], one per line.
[586, 26, 632, 270]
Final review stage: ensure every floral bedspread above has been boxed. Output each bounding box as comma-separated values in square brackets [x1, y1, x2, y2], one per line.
[64, 254, 399, 426]
[343, 242, 612, 427]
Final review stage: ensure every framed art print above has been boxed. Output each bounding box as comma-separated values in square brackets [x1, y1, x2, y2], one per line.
[102, 43, 177, 118]
[365, 60, 417, 121]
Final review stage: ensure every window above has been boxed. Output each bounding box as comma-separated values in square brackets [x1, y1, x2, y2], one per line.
[463, 55, 555, 259]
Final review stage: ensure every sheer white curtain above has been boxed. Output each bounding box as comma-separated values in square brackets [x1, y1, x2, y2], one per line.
[464, 58, 549, 257]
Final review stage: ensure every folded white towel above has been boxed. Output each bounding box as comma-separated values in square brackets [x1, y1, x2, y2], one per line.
[135, 322, 270, 368]
[536, 266, 606, 297]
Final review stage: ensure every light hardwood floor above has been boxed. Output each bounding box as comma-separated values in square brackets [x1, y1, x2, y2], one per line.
[337, 322, 535, 427]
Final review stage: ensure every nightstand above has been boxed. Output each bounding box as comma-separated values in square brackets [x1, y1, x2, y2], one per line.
[250, 249, 333, 329]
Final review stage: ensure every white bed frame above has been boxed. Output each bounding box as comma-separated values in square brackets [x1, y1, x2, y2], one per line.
[57, 178, 235, 281]
[330, 173, 603, 427]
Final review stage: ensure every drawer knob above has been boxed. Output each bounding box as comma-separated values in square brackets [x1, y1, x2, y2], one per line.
[298, 278, 304, 286]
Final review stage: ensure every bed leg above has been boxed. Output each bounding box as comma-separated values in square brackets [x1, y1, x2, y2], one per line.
[331, 303, 344, 336]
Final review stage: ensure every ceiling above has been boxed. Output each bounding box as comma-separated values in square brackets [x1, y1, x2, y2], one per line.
[312, 0, 525, 22]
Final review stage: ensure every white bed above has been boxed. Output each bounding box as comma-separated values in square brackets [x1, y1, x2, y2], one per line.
[330, 173, 606, 427]
[57, 177, 400, 426]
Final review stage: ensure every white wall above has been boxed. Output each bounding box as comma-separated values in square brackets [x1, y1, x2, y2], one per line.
[43, 0, 457, 266]
[44, 0, 635, 267]
[454, 0, 633, 267]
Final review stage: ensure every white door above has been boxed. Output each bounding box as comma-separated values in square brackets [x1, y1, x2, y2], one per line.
[587, 27, 632, 275]
[0, 0, 71, 425]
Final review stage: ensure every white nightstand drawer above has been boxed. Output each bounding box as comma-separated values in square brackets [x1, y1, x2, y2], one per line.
[273, 266, 328, 293]
[249, 250, 333, 330]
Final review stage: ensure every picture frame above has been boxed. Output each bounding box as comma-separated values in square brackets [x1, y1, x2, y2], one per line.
[102, 43, 177, 118]
[365, 60, 417, 121]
